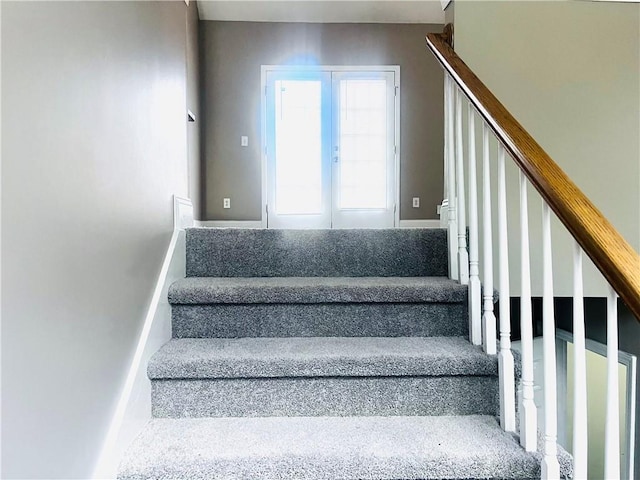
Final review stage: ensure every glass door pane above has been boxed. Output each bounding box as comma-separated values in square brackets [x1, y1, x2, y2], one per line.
[275, 80, 322, 215]
[266, 71, 331, 229]
[338, 79, 388, 209]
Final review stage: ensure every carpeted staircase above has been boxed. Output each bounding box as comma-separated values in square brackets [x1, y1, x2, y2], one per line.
[118, 228, 555, 479]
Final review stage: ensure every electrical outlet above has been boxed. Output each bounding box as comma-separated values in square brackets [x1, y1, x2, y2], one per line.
[412, 197, 420, 208]
[223, 198, 231, 209]
[241, 136, 249, 147]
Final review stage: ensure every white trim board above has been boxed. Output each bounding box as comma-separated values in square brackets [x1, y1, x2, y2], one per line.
[197, 220, 440, 229]
[92, 196, 193, 479]
[398, 220, 441, 228]
[196, 220, 264, 228]
[174, 196, 194, 230]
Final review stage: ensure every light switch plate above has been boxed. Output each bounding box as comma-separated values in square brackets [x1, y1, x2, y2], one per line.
[241, 136, 249, 147]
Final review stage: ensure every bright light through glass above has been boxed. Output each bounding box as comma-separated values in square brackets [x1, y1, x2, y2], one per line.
[274, 80, 322, 215]
[339, 79, 387, 210]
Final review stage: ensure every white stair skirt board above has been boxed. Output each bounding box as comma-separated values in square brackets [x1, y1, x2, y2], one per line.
[92, 196, 193, 479]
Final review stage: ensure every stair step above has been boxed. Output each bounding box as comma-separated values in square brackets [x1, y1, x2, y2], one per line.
[169, 276, 467, 305]
[148, 336, 497, 379]
[117, 415, 544, 480]
[185, 228, 448, 277]
[148, 337, 498, 418]
[170, 277, 468, 338]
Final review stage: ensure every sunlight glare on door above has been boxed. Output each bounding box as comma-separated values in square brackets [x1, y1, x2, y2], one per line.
[275, 80, 322, 215]
[338, 79, 388, 209]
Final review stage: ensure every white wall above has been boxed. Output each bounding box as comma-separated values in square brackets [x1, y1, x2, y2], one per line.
[1, 1, 191, 478]
[454, 1, 640, 296]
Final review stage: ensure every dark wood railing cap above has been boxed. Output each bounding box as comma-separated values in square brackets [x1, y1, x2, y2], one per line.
[426, 32, 640, 322]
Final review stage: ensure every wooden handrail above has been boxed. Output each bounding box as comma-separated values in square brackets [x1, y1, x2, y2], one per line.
[426, 32, 640, 322]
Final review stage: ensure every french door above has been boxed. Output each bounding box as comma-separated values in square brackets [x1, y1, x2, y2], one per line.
[264, 67, 398, 229]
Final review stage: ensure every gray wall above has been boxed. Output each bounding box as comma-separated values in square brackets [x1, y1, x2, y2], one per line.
[201, 21, 444, 221]
[1, 1, 197, 478]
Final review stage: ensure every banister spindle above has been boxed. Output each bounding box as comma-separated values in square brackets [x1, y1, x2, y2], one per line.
[541, 203, 560, 479]
[497, 144, 515, 432]
[467, 104, 481, 346]
[572, 242, 588, 479]
[441, 77, 449, 229]
[519, 171, 537, 451]
[445, 76, 459, 281]
[481, 125, 496, 354]
[604, 285, 620, 479]
[455, 88, 469, 285]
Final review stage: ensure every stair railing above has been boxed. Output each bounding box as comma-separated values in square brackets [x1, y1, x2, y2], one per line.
[427, 31, 640, 479]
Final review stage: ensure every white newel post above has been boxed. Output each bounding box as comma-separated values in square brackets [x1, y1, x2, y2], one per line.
[455, 87, 469, 285]
[467, 104, 481, 346]
[481, 125, 496, 355]
[572, 242, 588, 478]
[519, 171, 537, 451]
[497, 144, 516, 433]
[445, 75, 459, 281]
[604, 285, 621, 480]
[541, 203, 560, 479]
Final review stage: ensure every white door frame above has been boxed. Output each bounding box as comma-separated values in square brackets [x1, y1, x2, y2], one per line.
[260, 65, 400, 229]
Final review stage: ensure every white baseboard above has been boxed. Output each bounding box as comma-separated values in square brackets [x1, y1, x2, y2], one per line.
[198, 220, 440, 229]
[92, 196, 193, 479]
[398, 219, 441, 228]
[196, 220, 264, 228]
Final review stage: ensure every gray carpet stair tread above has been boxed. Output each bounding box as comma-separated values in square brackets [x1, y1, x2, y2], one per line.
[148, 336, 497, 379]
[168, 276, 467, 305]
[117, 415, 546, 480]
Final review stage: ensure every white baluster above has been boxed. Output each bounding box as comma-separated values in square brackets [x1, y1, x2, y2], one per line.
[467, 104, 481, 346]
[455, 88, 469, 285]
[541, 203, 560, 479]
[481, 125, 496, 354]
[497, 144, 516, 432]
[441, 77, 449, 229]
[604, 285, 620, 479]
[572, 241, 588, 479]
[519, 170, 537, 451]
[445, 76, 458, 280]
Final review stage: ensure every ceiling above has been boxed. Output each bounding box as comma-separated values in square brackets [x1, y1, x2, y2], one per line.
[197, 1, 446, 24]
